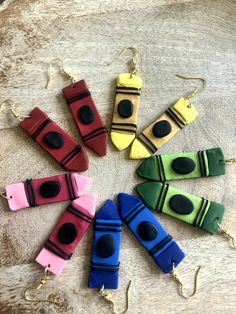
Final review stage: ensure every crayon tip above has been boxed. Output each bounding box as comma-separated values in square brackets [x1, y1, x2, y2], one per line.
[96, 199, 120, 220]
[129, 138, 152, 159]
[111, 132, 135, 150]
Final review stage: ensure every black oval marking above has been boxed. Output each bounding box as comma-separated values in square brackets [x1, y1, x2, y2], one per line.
[96, 234, 116, 258]
[172, 157, 196, 175]
[78, 105, 95, 124]
[152, 120, 172, 138]
[58, 223, 78, 244]
[118, 100, 133, 118]
[169, 194, 194, 215]
[44, 131, 64, 149]
[40, 181, 61, 198]
[137, 221, 158, 241]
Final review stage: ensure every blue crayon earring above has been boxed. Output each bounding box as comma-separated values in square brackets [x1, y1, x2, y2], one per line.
[88, 200, 131, 313]
[118, 193, 201, 299]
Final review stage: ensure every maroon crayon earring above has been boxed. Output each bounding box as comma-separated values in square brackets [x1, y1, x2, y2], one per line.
[46, 59, 108, 156]
[0, 99, 89, 171]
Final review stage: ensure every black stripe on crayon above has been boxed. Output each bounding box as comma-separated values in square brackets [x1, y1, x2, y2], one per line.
[60, 145, 82, 167]
[156, 156, 165, 182]
[116, 91, 140, 96]
[116, 86, 141, 91]
[46, 239, 72, 260]
[123, 202, 144, 221]
[126, 206, 145, 225]
[65, 174, 76, 200]
[137, 136, 156, 154]
[25, 179, 38, 207]
[149, 234, 172, 256]
[91, 262, 120, 267]
[94, 227, 122, 232]
[157, 184, 169, 213]
[111, 122, 137, 128]
[141, 133, 158, 151]
[82, 127, 107, 140]
[96, 222, 122, 227]
[166, 109, 184, 129]
[66, 91, 91, 105]
[83, 130, 108, 142]
[32, 118, 52, 140]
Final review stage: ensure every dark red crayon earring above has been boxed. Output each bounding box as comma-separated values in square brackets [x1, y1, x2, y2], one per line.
[0, 99, 89, 171]
[46, 59, 108, 156]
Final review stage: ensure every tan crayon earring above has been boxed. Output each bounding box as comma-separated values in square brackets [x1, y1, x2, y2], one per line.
[130, 75, 207, 159]
[109, 47, 143, 151]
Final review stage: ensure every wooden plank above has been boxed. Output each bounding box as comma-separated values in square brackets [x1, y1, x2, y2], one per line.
[0, 0, 235, 313]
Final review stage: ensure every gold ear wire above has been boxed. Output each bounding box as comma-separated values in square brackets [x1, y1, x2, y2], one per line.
[171, 264, 201, 299]
[46, 58, 76, 89]
[176, 74, 207, 100]
[107, 47, 140, 77]
[0, 189, 11, 200]
[23, 266, 64, 305]
[217, 222, 236, 249]
[224, 158, 236, 164]
[98, 280, 132, 314]
[0, 99, 30, 122]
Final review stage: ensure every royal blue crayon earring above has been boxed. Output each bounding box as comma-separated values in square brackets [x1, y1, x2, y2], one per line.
[88, 199, 132, 312]
[118, 193, 202, 299]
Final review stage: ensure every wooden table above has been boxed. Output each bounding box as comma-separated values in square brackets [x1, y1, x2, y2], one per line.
[0, 0, 235, 313]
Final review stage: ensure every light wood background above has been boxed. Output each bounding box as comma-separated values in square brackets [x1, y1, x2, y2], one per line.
[0, 0, 236, 313]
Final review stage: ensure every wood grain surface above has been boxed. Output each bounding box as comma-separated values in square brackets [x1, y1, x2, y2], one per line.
[0, 0, 235, 313]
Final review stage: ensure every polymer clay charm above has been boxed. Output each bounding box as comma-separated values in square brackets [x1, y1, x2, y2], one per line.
[137, 147, 226, 181]
[36, 194, 96, 275]
[4, 173, 91, 211]
[109, 47, 143, 150]
[110, 72, 143, 150]
[20, 107, 89, 171]
[88, 199, 122, 289]
[118, 193, 185, 273]
[130, 97, 198, 159]
[136, 181, 225, 235]
[62, 80, 108, 156]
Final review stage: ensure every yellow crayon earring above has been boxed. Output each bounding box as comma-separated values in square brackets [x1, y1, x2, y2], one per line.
[130, 75, 207, 159]
[109, 47, 143, 150]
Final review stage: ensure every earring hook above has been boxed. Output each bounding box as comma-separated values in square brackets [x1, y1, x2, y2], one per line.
[224, 158, 236, 164]
[176, 74, 207, 100]
[171, 264, 201, 299]
[107, 47, 140, 77]
[0, 99, 30, 122]
[217, 222, 236, 249]
[0, 189, 11, 200]
[23, 266, 63, 305]
[46, 58, 76, 89]
[98, 280, 132, 314]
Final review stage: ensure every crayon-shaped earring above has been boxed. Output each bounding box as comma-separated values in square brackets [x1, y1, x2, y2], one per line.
[136, 182, 236, 248]
[0, 100, 89, 171]
[118, 193, 201, 298]
[1, 173, 91, 211]
[36, 194, 96, 275]
[137, 147, 235, 181]
[88, 199, 122, 289]
[46, 59, 108, 156]
[109, 47, 143, 150]
[130, 75, 207, 159]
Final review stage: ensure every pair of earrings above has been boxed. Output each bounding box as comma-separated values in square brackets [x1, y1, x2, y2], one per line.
[135, 147, 236, 247]
[110, 47, 206, 159]
[9, 173, 97, 305]
[0, 59, 108, 172]
[88, 195, 201, 314]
